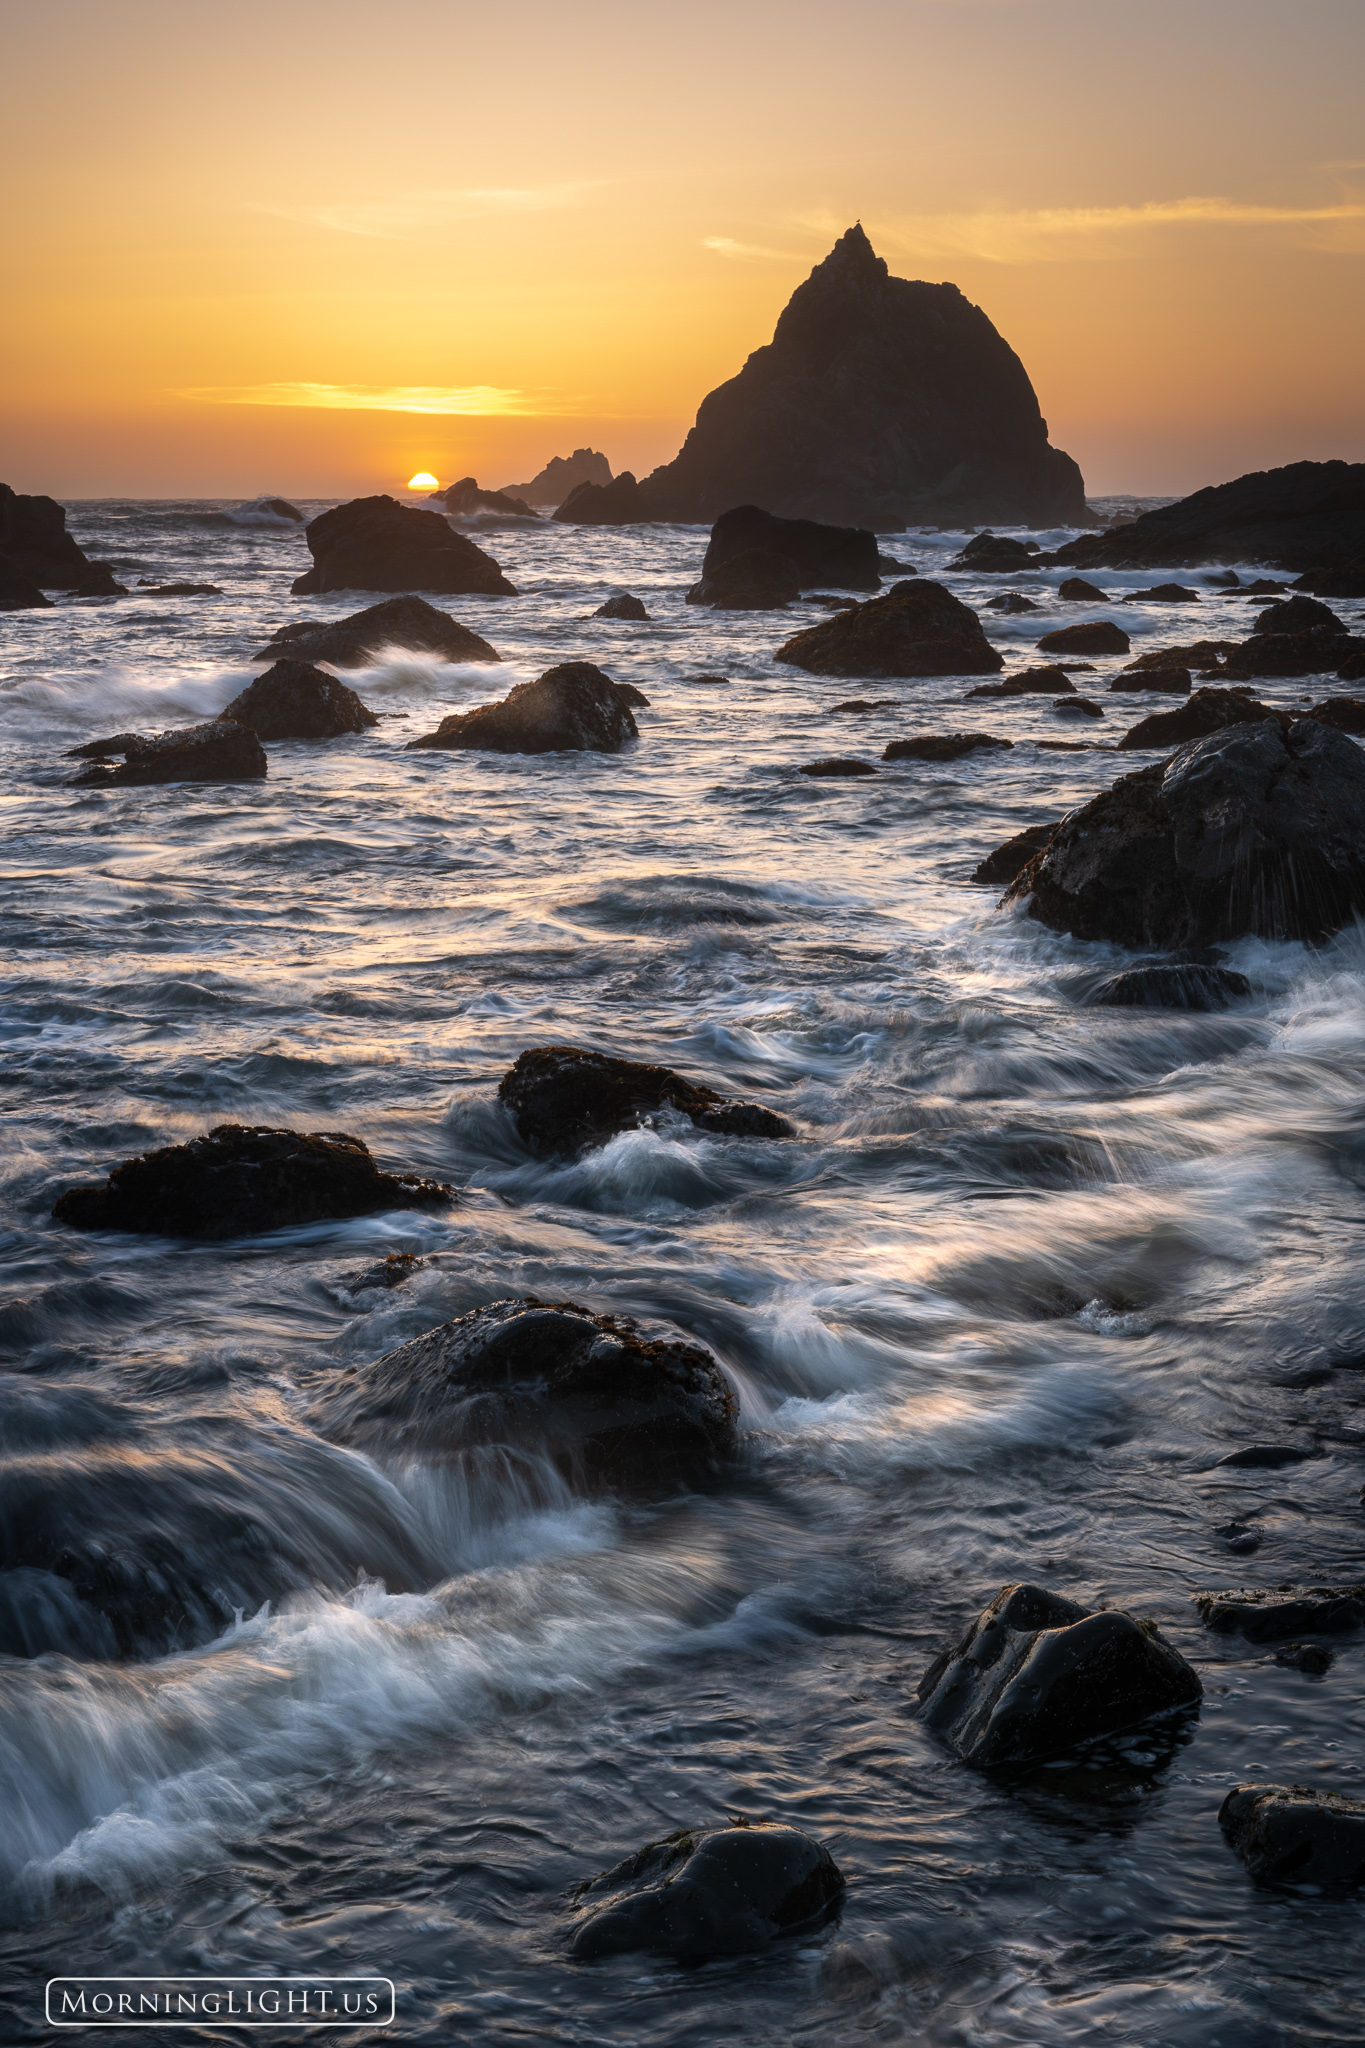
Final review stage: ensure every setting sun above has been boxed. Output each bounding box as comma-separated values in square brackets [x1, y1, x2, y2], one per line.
[407, 471, 439, 490]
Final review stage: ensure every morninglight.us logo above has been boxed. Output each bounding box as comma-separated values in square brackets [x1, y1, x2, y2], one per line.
[45, 1978, 395, 2027]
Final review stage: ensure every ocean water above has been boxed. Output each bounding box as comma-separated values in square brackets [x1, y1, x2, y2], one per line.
[1, 498, 1363, 2045]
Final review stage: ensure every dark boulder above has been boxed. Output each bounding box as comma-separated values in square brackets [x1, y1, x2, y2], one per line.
[66, 731, 146, 760]
[0, 565, 54, 609]
[1052, 696, 1104, 718]
[1108, 669, 1192, 695]
[52, 1123, 451, 1239]
[261, 498, 303, 520]
[0, 482, 95, 587]
[139, 582, 223, 596]
[984, 592, 1040, 613]
[1220, 629, 1362, 680]
[950, 533, 1039, 571]
[1308, 695, 1365, 733]
[1213, 1444, 1312, 1469]
[916, 1581, 1201, 1767]
[568, 1822, 844, 1960]
[830, 697, 899, 713]
[1059, 576, 1107, 601]
[1220, 1785, 1365, 1886]
[1123, 641, 1236, 675]
[775, 580, 1003, 678]
[255, 594, 500, 668]
[698, 505, 880, 591]
[1127, 583, 1201, 602]
[341, 1252, 425, 1294]
[1273, 1642, 1334, 1674]
[631, 226, 1087, 528]
[1194, 1585, 1365, 1641]
[1004, 718, 1365, 947]
[291, 495, 517, 597]
[1337, 652, 1365, 682]
[407, 661, 638, 754]
[800, 757, 878, 777]
[804, 593, 859, 610]
[316, 1296, 740, 1490]
[70, 720, 267, 787]
[1117, 686, 1279, 750]
[498, 1044, 794, 1156]
[609, 680, 650, 708]
[72, 562, 127, 597]
[1049, 460, 1365, 574]
[1036, 620, 1131, 656]
[966, 665, 1075, 698]
[1241, 578, 1294, 595]
[1251, 594, 1344, 636]
[220, 660, 378, 740]
[970, 821, 1061, 885]
[554, 472, 649, 525]
[592, 593, 650, 620]
[687, 548, 802, 611]
[1294, 564, 1365, 598]
[436, 476, 537, 519]
[878, 554, 916, 573]
[884, 732, 1011, 762]
[1086, 964, 1252, 1010]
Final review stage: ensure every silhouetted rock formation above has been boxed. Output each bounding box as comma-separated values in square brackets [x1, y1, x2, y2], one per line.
[435, 476, 537, 518]
[1086, 964, 1251, 1010]
[692, 506, 880, 612]
[569, 1823, 844, 1959]
[632, 226, 1087, 528]
[221, 660, 378, 740]
[1221, 1785, 1365, 1886]
[883, 732, 1011, 761]
[554, 472, 648, 524]
[52, 1123, 451, 1238]
[1050, 460, 1365, 573]
[498, 1045, 794, 1156]
[291, 496, 517, 596]
[499, 447, 612, 509]
[775, 579, 1003, 678]
[255, 595, 499, 668]
[317, 1297, 739, 1491]
[971, 822, 1061, 885]
[1294, 563, 1365, 598]
[592, 593, 651, 619]
[1004, 719, 1365, 946]
[917, 1582, 1201, 1767]
[0, 483, 95, 588]
[1036, 620, 1130, 656]
[260, 498, 304, 521]
[0, 565, 53, 610]
[408, 661, 638, 754]
[69, 721, 267, 787]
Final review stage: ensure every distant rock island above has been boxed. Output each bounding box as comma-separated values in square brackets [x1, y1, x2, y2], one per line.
[497, 448, 613, 510]
[633, 225, 1088, 531]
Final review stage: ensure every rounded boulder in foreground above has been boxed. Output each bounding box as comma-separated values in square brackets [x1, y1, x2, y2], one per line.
[569, 1822, 845, 1959]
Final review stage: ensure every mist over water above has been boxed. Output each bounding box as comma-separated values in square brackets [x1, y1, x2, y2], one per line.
[2, 502, 1364, 2044]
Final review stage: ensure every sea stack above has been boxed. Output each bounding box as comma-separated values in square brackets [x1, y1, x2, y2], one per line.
[635, 226, 1088, 529]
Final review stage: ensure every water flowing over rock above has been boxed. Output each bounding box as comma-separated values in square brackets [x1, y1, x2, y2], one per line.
[1194, 1585, 1365, 1640]
[775, 580, 1004, 678]
[499, 447, 612, 509]
[916, 1582, 1202, 1766]
[1051, 460, 1365, 573]
[554, 473, 648, 525]
[1085, 964, 1252, 1010]
[0, 482, 95, 588]
[498, 1044, 795, 1155]
[1036, 620, 1131, 656]
[255, 594, 500, 667]
[632, 226, 1087, 527]
[407, 662, 639, 754]
[69, 720, 268, 786]
[569, 1822, 845, 1959]
[291, 496, 518, 596]
[317, 1297, 740, 1490]
[52, 1123, 452, 1238]
[1005, 719, 1365, 947]
[1220, 1786, 1365, 1886]
[434, 477, 538, 518]
[971, 821, 1061, 885]
[220, 660, 379, 740]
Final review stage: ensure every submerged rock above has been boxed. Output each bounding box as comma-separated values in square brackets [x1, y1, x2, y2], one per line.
[318, 1296, 740, 1489]
[883, 732, 1011, 762]
[1214, 1444, 1312, 1469]
[1117, 686, 1279, 750]
[569, 1822, 844, 1959]
[255, 595, 500, 668]
[407, 661, 638, 754]
[592, 593, 650, 620]
[1194, 1585, 1365, 1641]
[52, 1123, 452, 1239]
[970, 821, 1061, 886]
[498, 1044, 794, 1156]
[775, 580, 1003, 678]
[341, 1252, 426, 1294]
[1049, 460, 1365, 573]
[221, 660, 378, 740]
[1220, 1785, 1365, 1885]
[291, 495, 517, 597]
[1004, 719, 1365, 947]
[70, 720, 267, 787]
[1052, 696, 1104, 718]
[1273, 1642, 1335, 1675]
[1086, 964, 1252, 1010]
[916, 1581, 1202, 1767]
[1036, 620, 1131, 656]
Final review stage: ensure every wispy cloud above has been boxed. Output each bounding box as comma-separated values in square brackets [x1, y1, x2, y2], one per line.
[260, 183, 598, 239]
[702, 236, 796, 261]
[858, 196, 1365, 263]
[177, 383, 549, 416]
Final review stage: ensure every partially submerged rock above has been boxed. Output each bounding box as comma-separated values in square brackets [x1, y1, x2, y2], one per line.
[1251, 594, 1344, 636]
[139, 582, 223, 596]
[1127, 583, 1201, 602]
[52, 1123, 452, 1239]
[800, 756, 878, 776]
[1194, 1585, 1365, 1641]
[1086, 964, 1251, 1010]
[498, 1044, 794, 1156]
[1117, 686, 1279, 750]
[984, 592, 1040, 613]
[1052, 697, 1104, 718]
[687, 547, 801, 610]
[317, 1296, 739, 1489]
[884, 732, 1011, 762]
[341, 1252, 425, 1294]
[221, 660, 378, 740]
[1108, 668, 1192, 695]
[569, 1822, 844, 1959]
[0, 481, 96, 588]
[1049, 460, 1365, 573]
[1273, 1642, 1334, 1674]
[70, 720, 267, 787]
[1058, 576, 1107, 601]
[592, 593, 650, 620]
[1220, 629, 1363, 681]
[1122, 641, 1236, 676]
[775, 580, 1003, 678]
[916, 1582, 1202, 1767]
[951, 533, 1039, 571]
[1036, 620, 1131, 656]
[970, 821, 1060, 885]
[435, 476, 537, 518]
[697, 505, 881, 596]
[255, 595, 500, 668]
[291, 496, 517, 597]
[0, 565, 54, 609]
[72, 563, 128, 597]
[1220, 1785, 1365, 1886]
[830, 697, 900, 713]
[1307, 694, 1365, 733]
[966, 665, 1075, 699]
[408, 662, 638, 754]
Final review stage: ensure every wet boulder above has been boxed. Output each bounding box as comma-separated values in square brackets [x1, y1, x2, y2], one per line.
[139, 581, 223, 596]
[70, 720, 267, 786]
[830, 697, 900, 712]
[569, 1821, 844, 1960]
[970, 821, 1061, 886]
[687, 547, 801, 610]
[1036, 620, 1131, 656]
[407, 661, 638, 754]
[1250, 594, 1345, 636]
[1059, 576, 1107, 601]
[341, 1252, 425, 1294]
[592, 593, 650, 620]
[800, 756, 877, 776]
[1005, 718, 1365, 947]
[1336, 651, 1365, 682]
[1108, 668, 1192, 695]
[950, 533, 1038, 571]
[984, 592, 1040, 613]
[916, 1581, 1202, 1767]
[1085, 964, 1251, 1010]
[0, 565, 54, 609]
[291, 495, 518, 597]
[775, 579, 1004, 678]
[883, 732, 1011, 762]
[1194, 1585, 1365, 1641]
[1127, 583, 1201, 602]
[1117, 685, 1280, 750]
[255, 594, 500, 667]
[221, 659, 378, 740]
[1052, 696, 1104, 718]
[52, 1123, 452, 1239]
[966, 665, 1075, 699]
[1122, 641, 1236, 677]
[1273, 1642, 1334, 1674]
[1220, 629, 1363, 680]
[1307, 694, 1365, 733]
[71, 562, 127, 597]
[1220, 1785, 1365, 1886]
[696, 505, 880, 592]
[317, 1296, 740, 1489]
[498, 1044, 794, 1156]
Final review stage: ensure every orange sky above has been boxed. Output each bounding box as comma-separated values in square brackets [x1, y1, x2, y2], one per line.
[3, 0, 1363, 500]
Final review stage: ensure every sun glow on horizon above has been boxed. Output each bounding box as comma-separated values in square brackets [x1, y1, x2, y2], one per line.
[408, 471, 440, 489]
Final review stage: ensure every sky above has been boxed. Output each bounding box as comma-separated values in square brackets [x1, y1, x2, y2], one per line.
[3, 0, 1363, 501]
